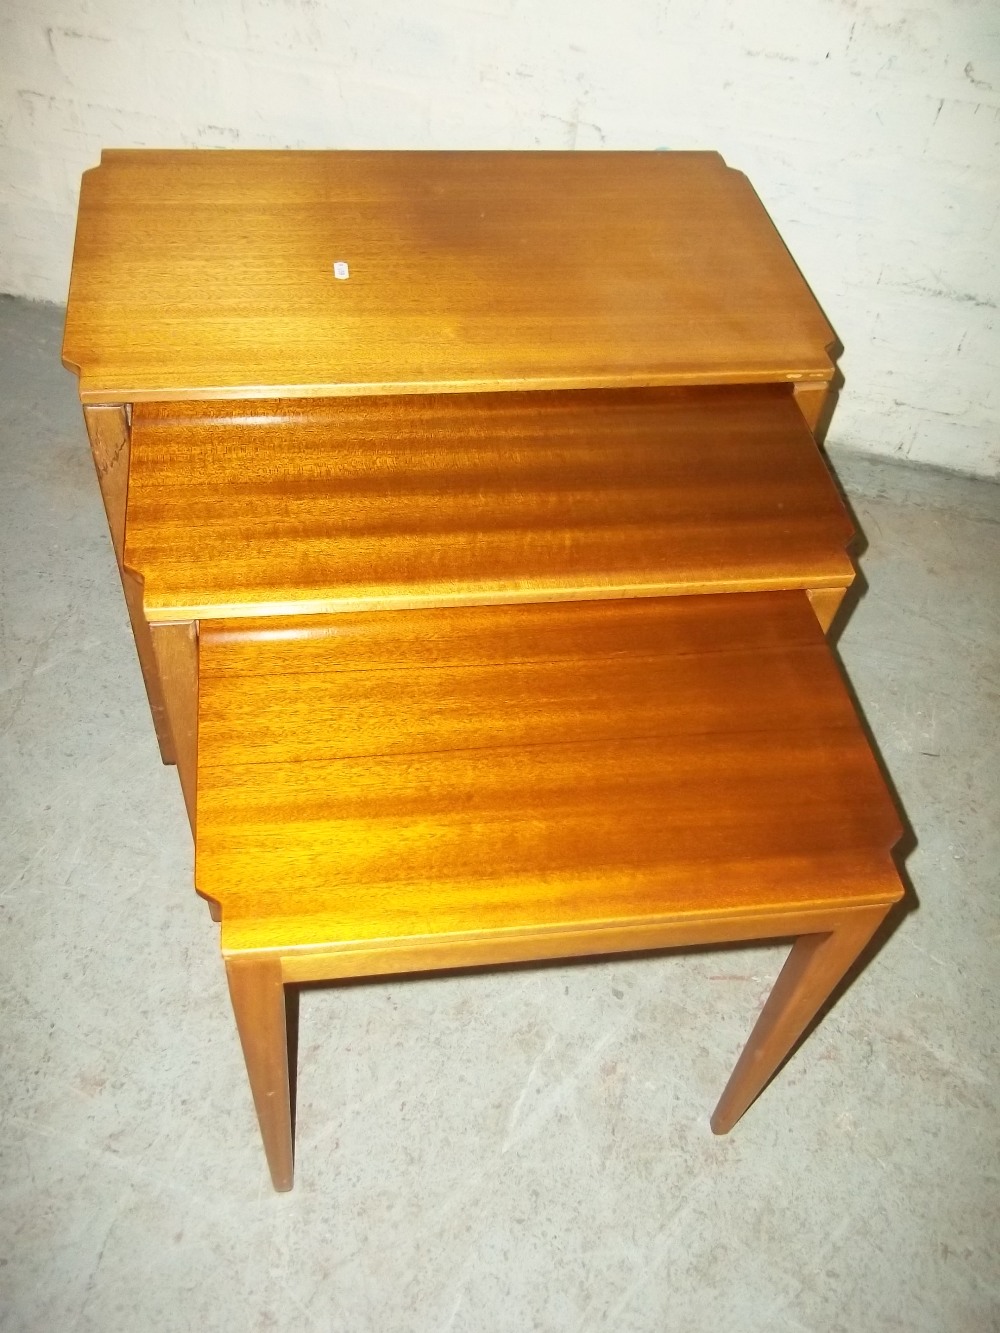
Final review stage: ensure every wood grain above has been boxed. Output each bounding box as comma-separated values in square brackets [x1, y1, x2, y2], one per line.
[198, 596, 857, 768]
[193, 592, 903, 957]
[62, 150, 835, 403]
[125, 385, 854, 622]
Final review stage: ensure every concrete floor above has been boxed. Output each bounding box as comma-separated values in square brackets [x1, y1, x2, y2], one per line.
[1, 294, 998, 1333]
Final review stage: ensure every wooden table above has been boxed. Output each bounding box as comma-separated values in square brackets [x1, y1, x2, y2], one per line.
[63, 149, 903, 1191]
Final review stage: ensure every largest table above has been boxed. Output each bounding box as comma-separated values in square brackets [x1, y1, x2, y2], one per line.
[63, 150, 903, 1190]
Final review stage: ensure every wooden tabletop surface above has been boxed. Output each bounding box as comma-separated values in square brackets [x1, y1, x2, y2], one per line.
[63, 150, 835, 403]
[125, 385, 853, 621]
[194, 592, 902, 956]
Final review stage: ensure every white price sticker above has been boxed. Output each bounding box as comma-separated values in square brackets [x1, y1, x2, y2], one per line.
[333, 261, 350, 280]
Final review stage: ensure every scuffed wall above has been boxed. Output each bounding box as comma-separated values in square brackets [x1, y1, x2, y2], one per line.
[1, 0, 998, 475]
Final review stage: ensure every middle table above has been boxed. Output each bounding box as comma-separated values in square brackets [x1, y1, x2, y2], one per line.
[126, 383, 853, 622]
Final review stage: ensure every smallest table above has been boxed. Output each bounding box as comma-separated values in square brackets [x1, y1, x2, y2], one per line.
[195, 591, 903, 1190]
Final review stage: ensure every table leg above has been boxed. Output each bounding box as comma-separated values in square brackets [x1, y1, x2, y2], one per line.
[83, 404, 176, 766]
[793, 381, 836, 439]
[711, 904, 891, 1134]
[225, 955, 294, 1191]
[150, 620, 198, 831]
[121, 567, 177, 765]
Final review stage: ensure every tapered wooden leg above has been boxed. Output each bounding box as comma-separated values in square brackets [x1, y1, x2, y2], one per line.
[225, 955, 294, 1191]
[711, 906, 890, 1134]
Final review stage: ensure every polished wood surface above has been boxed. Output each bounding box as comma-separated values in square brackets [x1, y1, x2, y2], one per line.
[125, 385, 853, 622]
[198, 595, 855, 769]
[62, 150, 834, 404]
[206, 590, 902, 1187]
[62, 148, 903, 1193]
[194, 592, 902, 957]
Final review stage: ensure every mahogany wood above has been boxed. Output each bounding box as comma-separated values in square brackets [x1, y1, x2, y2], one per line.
[711, 905, 890, 1133]
[149, 621, 199, 830]
[125, 385, 854, 623]
[69, 152, 851, 805]
[225, 956, 293, 1192]
[62, 150, 834, 404]
[59, 149, 904, 1194]
[82, 403, 130, 562]
[199, 592, 903, 1187]
[274, 898, 900, 985]
[82, 403, 176, 764]
[793, 382, 829, 433]
[807, 587, 847, 632]
[228, 900, 896, 1190]
[198, 592, 901, 956]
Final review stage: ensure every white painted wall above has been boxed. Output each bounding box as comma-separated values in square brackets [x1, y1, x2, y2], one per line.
[2, 1, 998, 476]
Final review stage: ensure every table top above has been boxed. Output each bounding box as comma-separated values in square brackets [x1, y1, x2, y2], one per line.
[193, 592, 903, 955]
[125, 385, 854, 622]
[63, 149, 835, 404]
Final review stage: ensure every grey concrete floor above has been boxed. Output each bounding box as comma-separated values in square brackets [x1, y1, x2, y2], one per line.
[1, 294, 998, 1332]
